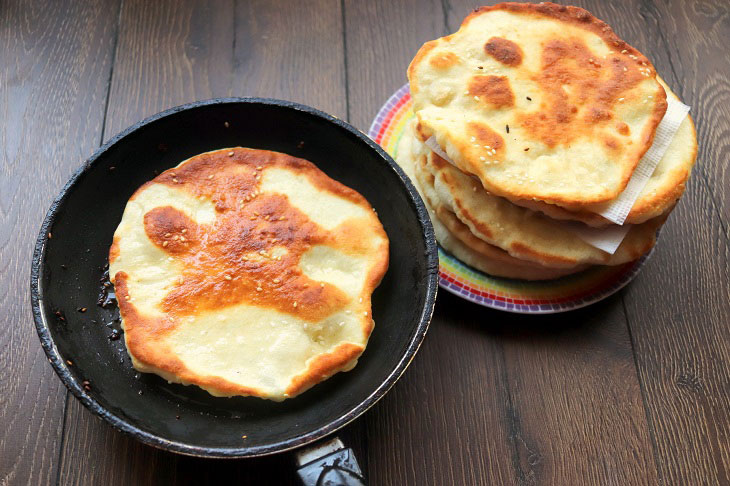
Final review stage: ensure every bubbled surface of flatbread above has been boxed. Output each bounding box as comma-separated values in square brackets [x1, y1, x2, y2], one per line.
[507, 79, 697, 226]
[394, 117, 586, 280]
[423, 149, 664, 267]
[408, 2, 668, 206]
[109, 148, 389, 401]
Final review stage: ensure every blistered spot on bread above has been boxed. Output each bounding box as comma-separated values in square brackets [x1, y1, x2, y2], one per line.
[144, 206, 198, 255]
[429, 51, 459, 69]
[518, 38, 654, 148]
[467, 121, 505, 153]
[468, 75, 514, 108]
[484, 37, 523, 66]
[604, 136, 620, 151]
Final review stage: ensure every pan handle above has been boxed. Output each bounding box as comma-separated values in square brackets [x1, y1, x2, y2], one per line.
[295, 436, 366, 486]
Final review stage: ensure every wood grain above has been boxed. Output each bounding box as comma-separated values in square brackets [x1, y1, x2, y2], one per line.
[619, 1, 730, 483]
[345, 1, 658, 483]
[3, 0, 730, 484]
[56, 1, 235, 484]
[56, 1, 344, 485]
[0, 1, 119, 484]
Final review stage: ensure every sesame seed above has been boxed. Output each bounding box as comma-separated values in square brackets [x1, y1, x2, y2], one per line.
[359, 297, 363, 303]
[165, 233, 171, 237]
[618, 97, 624, 101]
[363, 311, 368, 316]
[474, 96, 479, 101]
[179, 236, 186, 242]
[173, 235, 179, 241]
[345, 310, 351, 314]
[621, 49, 627, 54]
[339, 322, 344, 326]
[228, 151, 234, 157]
[623, 67, 628, 72]
[162, 241, 169, 248]
[224, 121, 230, 128]
[256, 286, 262, 291]
[320, 283, 325, 287]
[249, 216, 256, 220]
[256, 166, 263, 170]
[480, 156, 486, 161]
[293, 301, 298, 307]
[181, 229, 186, 234]
[172, 178, 179, 183]
[273, 278, 280, 283]
[224, 275, 232, 280]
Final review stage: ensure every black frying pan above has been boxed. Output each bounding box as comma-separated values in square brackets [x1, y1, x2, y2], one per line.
[30, 99, 438, 482]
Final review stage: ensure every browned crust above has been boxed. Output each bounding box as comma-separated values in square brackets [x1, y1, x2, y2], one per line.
[409, 2, 669, 206]
[484, 36, 523, 66]
[110, 147, 389, 399]
[108, 238, 120, 264]
[626, 114, 697, 223]
[415, 153, 588, 279]
[285, 342, 364, 397]
[433, 197, 589, 279]
[113, 272, 267, 398]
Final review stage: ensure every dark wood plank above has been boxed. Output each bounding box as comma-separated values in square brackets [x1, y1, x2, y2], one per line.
[363, 293, 514, 485]
[233, 0, 346, 119]
[57, 1, 345, 484]
[56, 2, 234, 484]
[0, 1, 119, 484]
[618, 1, 730, 483]
[346, 1, 659, 483]
[344, 0, 446, 131]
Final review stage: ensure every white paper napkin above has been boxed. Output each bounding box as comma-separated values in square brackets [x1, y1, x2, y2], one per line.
[597, 95, 690, 225]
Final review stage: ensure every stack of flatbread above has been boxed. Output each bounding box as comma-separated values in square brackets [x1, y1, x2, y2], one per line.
[398, 2, 697, 280]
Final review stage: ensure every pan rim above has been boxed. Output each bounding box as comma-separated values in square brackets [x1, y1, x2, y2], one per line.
[30, 97, 438, 458]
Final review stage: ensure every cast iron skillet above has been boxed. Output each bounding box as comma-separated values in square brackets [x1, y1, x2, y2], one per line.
[30, 99, 438, 469]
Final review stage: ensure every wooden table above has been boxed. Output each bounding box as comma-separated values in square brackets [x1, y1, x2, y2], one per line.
[3, 1, 729, 484]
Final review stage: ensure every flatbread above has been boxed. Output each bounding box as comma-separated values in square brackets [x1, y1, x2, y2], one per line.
[424, 149, 664, 267]
[415, 158, 590, 280]
[395, 118, 589, 280]
[507, 79, 696, 226]
[109, 148, 389, 401]
[408, 2, 668, 206]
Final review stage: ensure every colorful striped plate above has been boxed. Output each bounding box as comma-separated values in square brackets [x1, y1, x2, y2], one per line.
[368, 83, 652, 313]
